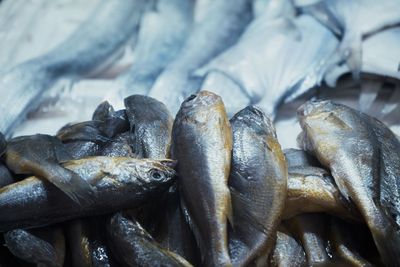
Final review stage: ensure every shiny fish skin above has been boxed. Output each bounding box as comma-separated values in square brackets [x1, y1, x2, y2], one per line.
[269, 228, 307, 267]
[148, 0, 253, 114]
[57, 121, 110, 143]
[285, 214, 330, 266]
[5, 134, 95, 204]
[228, 106, 287, 267]
[4, 226, 65, 267]
[124, 95, 173, 159]
[0, 157, 175, 231]
[67, 218, 117, 267]
[107, 212, 192, 267]
[101, 132, 137, 158]
[172, 91, 233, 266]
[298, 100, 400, 266]
[0, 0, 147, 136]
[92, 101, 129, 139]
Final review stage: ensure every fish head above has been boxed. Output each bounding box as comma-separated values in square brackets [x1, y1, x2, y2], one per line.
[178, 90, 224, 119]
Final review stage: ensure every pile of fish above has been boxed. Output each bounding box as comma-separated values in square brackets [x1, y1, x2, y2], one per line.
[0, 90, 399, 267]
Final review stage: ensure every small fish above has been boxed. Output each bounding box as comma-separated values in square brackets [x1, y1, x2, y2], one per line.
[0, 0, 147, 136]
[228, 106, 287, 266]
[67, 218, 117, 267]
[5, 134, 95, 204]
[92, 101, 129, 138]
[107, 212, 192, 267]
[4, 226, 65, 267]
[116, 0, 195, 97]
[268, 227, 307, 267]
[298, 100, 400, 266]
[285, 214, 331, 266]
[172, 91, 233, 266]
[148, 0, 253, 114]
[124, 95, 173, 159]
[283, 149, 358, 220]
[0, 157, 175, 231]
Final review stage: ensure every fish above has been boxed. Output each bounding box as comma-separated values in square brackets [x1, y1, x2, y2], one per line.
[268, 227, 307, 267]
[124, 95, 173, 159]
[116, 0, 195, 97]
[0, 0, 147, 136]
[92, 101, 129, 139]
[67, 218, 117, 267]
[329, 218, 374, 267]
[172, 91, 233, 266]
[101, 132, 137, 158]
[4, 134, 95, 204]
[4, 226, 65, 267]
[299, 0, 400, 79]
[0, 156, 175, 231]
[285, 214, 330, 265]
[228, 106, 287, 266]
[0, 163, 15, 188]
[298, 100, 400, 266]
[148, 0, 253, 114]
[283, 149, 359, 220]
[107, 212, 193, 267]
[197, 15, 338, 118]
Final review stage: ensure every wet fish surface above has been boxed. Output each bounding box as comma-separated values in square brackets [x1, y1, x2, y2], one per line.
[0, 157, 175, 231]
[4, 226, 65, 267]
[92, 101, 129, 139]
[107, 212, 192, 267]
[0, 0, 147, 136]
[5, 134, 95, 204]
[298, 100, 400, 266]
[172, 91, 233, 266]
[124, 95, 173, 159]
[228, 106, 287, 266]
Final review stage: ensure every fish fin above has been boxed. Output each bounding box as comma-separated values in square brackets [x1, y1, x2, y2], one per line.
[358, 80, 382, 113]
[46, 165, 97, 205]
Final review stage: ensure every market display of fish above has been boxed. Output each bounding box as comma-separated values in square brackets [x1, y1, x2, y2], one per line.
[0, 0, 399, 266]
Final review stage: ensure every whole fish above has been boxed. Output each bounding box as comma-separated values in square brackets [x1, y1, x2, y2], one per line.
[116, 0, 195, 97]
[107, 212, 192, 267]
[197, 15, 338, 118]
[67, 218, 117, 267]
[124, 95, 173, 159]
[268, 227, 307, 267]
[0, 0, 147, 136]
[172, 91, 233, 266]
[0, 157, 175, 231]
[284, 149, 358, 220]
[329, 218, 374, 267]
[5, 134, 95, 204]
[92, 101, 129, 139]
[298, 100, 400, 266]
[148, 0, 253, 114]
[285, 214, 330, 265]
[4, 226, 65, 267]
[228, 106, 287, 266]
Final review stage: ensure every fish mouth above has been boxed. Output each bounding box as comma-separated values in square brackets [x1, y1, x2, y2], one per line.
[180, 90, 221, 110]
[297, 100, 332, 118]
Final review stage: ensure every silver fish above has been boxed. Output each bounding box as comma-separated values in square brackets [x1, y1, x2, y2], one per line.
[0, 0, 146, 136]
[148, 0, 253, 115]
[298, 100, 400, 266]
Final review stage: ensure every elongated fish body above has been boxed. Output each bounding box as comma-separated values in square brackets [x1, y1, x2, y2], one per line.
[117, 0, 195, 97]
[5, 226, 65, 267]
[107, 213, 192, 267]
[172, 91, 233, 266]
[269, 228, 307, 267]
[285, 214, 330, 265]
[67, 218, 117, 267]
[197, 15, 338, 118]
[0, 0, 147, 136]
[228, 106, 287, 267]
[148, 0, 253, 114]
[298, 100, 400, 266]
[5, 134, 95, 204]
[329, 218, 374, 267]
[124, 95, 173, 159]
[0, 157, 175, 231]
[300, 0, 400, 78]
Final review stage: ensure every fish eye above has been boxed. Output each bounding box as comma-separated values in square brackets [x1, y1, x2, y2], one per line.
[149, 169, 164, 180]
[187, 94, 197, 101]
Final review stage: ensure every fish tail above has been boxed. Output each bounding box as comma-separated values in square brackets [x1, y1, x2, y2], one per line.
[371, 225, 400, 267]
